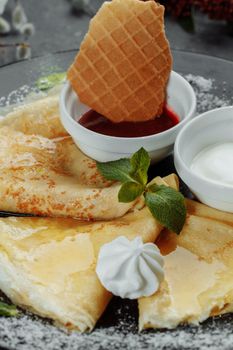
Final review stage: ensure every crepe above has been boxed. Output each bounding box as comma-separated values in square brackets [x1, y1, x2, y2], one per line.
[0, 95, 67, 139]
[0, 171, 180, 332]
[139, 199, 233, 330]
[185, 198, 233, 226]
[68, 0, 172, 122]
[0, 96, 141, 219]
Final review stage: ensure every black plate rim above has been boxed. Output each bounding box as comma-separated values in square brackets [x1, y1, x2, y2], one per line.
[0, 47, 232, 71]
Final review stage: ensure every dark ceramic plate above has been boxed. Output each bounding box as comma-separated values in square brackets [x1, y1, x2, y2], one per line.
[1, 49, 233, 96]
[0, 50, 233, 350]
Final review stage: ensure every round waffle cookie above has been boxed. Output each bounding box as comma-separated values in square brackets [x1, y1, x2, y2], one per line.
[67, 0, 172, 123]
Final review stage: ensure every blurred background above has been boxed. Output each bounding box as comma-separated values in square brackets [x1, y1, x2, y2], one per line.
[0, 0, 232, 67]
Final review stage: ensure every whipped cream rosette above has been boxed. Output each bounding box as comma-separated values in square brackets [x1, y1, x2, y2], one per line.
[96, 236, 164, 299]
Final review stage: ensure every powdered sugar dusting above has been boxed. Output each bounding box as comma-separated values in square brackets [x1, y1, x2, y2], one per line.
[0, 84, 59, 117]
[185, 74, 214, 92]
[0, 85, 42, 111]
[184, 74, 232, 113]
[0, 74, 232, 349]
[0, 300, 233, 350]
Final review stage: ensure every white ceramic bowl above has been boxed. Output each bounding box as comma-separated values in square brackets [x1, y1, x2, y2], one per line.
[174, 106, 233, 212]
[60, 71, 196, 162]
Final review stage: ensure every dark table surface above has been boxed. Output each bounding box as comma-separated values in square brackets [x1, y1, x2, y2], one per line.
[0, 0, 232, 67]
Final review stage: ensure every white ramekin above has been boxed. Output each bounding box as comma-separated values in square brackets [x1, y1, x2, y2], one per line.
[174, 106, 233, 213]
[59, 71, 196, 162]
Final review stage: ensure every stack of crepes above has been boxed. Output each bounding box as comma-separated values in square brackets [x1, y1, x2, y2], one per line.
[0, 94, 175, 331]
[67, 0, 172, 122]
[139, 200, 233, 330]
[0, 95, 233, 332]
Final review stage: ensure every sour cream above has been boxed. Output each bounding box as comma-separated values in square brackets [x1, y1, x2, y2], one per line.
[190, 143, 233, 187]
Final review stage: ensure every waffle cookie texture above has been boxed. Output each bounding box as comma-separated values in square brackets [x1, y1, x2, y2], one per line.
[67, 0, 172, 122]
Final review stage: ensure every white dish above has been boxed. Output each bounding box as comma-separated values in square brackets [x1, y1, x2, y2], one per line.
[174, 106, 233, 212]
[59, 71, 196, 162]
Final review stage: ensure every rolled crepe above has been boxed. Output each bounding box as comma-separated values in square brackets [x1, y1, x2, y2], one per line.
[0, 173, 178, 332]
[0, 95, 182, 331]
[0, 207, 160, 331]
[0, 96, 139, 219]
[139, 202, 233, 330]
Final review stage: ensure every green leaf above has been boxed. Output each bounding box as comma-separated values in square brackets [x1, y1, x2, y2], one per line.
[36, 72, 66, 91]
[118, 182, 144, 203]
[97, 158, 133, 183]
[130, 147, 150, 186]
[145, 184, 186, 234]
[0, 301, 19, 317]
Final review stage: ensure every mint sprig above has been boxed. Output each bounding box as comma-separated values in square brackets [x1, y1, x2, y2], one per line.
[145, 184, 186, 234]
[96, 148, 186, 234]
[0, 301, 19, 317]
[97, 158, 132, 183]
[130, 147, 150, 186]
[118, 182, 144, 203]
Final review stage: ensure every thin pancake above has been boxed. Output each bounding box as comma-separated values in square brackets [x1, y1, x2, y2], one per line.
[0, 207, 160, 332]
[0, 174, 177, 332]
[0, 96, 138, 219]
[139, 202, 233, 330]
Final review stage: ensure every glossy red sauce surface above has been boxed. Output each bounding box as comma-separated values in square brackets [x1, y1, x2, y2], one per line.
[78, 105, 180, 138]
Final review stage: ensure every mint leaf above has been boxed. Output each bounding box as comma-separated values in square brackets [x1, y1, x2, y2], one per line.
[130, 147, 150, 186]
[145, 184, 186, 234]
[96, 149, 187, 235]
[96, 158, 133, 183]
[0, 301, 19, 317]
[36, 72, 66, 91]
[118, 182, 144, 203]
